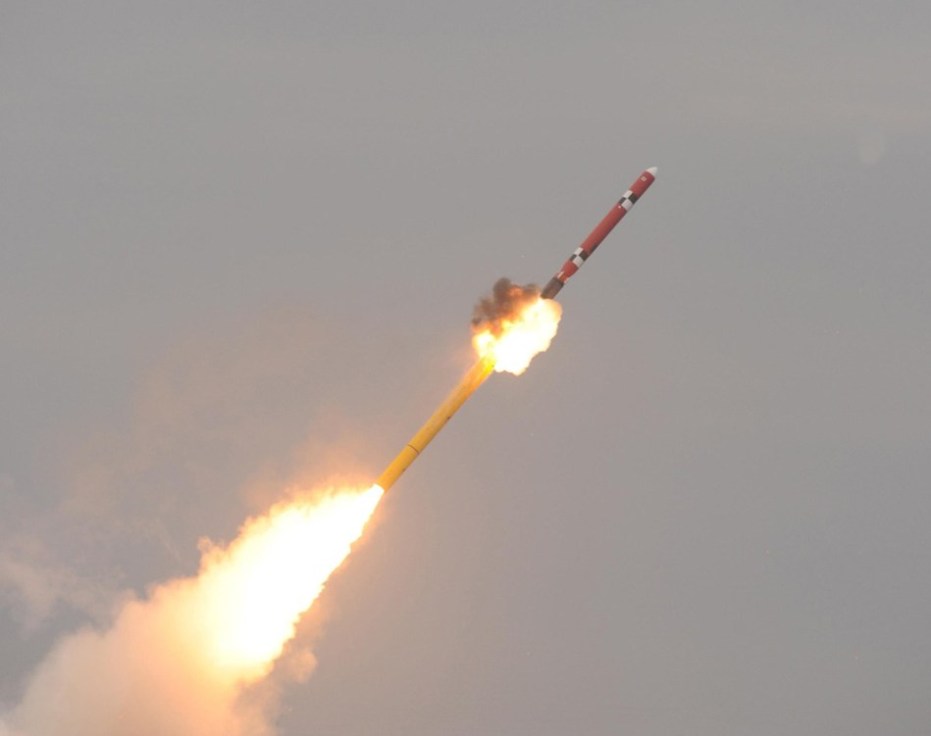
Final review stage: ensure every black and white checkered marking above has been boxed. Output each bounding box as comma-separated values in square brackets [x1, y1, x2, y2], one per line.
[570, 246, 590, 269]
[617, 190, 638, 212]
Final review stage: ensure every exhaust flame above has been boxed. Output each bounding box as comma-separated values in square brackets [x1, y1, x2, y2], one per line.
[472, 278, 563, 375]
[196, 484, 384, 676]
[4, 484, 384, 736]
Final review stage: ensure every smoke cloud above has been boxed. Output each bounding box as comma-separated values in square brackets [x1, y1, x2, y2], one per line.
[1, 485, 382, 736]
[471, 278, 541, 337]
[0, 541, 117, 630]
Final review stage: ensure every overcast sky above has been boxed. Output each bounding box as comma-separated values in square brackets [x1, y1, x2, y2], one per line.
[2, 1, 930, 734]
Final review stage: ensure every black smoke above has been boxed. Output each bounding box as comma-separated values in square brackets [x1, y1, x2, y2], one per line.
[471, 278, 540, 336]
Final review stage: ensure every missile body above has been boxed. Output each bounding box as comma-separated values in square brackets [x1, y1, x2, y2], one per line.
[376, 355, 496, 492]
[541, 166, 657, 299]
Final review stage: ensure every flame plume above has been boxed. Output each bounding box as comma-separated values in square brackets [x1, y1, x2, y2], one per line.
[194, 484, 384, 676]
[471, 280, 562, 375]
[5, 484, 384, 736]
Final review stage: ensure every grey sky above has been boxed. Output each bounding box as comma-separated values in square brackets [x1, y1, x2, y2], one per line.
[2, 1, 930, 733]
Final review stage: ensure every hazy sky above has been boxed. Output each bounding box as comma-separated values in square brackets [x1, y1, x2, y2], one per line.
[2, 1, 930, 734]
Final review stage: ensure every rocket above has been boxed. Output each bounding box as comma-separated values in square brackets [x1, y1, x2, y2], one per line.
[541, 166, 658, 299]
[376, 165, 658, 493]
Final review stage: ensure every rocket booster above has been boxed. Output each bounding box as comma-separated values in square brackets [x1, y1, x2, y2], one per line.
[376, 355, 496, 492]
[541, 166, 657, 299]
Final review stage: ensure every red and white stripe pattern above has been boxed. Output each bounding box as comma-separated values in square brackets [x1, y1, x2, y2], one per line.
[541, 166, 657, 299]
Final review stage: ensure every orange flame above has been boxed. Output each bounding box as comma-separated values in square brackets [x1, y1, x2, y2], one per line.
[4, 484, 385, 735]
[191, 483, 384, 679]
[472, 297, 563, 375]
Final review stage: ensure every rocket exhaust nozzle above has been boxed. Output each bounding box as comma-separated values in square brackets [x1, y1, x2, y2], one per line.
[541, 277, 564, 300]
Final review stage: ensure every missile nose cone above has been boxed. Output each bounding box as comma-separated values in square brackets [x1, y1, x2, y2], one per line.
[646, 166, 658, 176]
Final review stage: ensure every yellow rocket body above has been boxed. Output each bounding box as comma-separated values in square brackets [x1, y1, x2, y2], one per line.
[376, 355, 496, 491]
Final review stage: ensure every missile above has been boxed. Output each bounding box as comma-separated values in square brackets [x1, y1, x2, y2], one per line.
[376, 165, 658, 493]
[541, 166, 658, 299]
